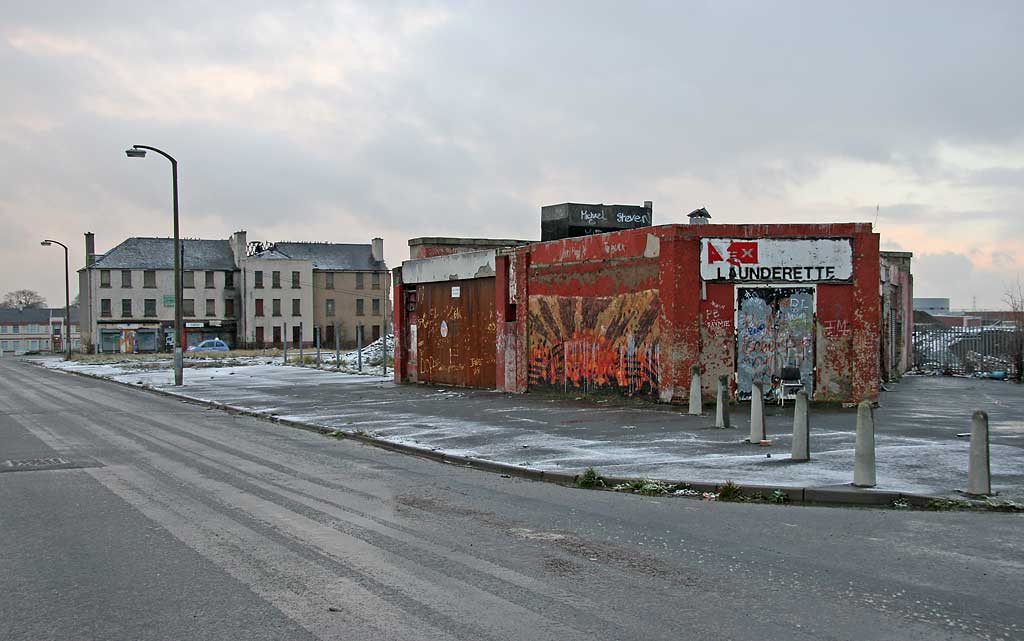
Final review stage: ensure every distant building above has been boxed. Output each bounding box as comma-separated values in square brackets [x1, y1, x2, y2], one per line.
[79, 233, 240, 353]
[0, 307, 81, 357]
[78, 231, 389, 353]
[880, 251, 913, 380]
[913, 297, 950, 314]
[232, 231, 390, 349]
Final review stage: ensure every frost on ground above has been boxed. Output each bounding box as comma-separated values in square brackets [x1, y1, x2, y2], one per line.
[34, 356, 1024, 501]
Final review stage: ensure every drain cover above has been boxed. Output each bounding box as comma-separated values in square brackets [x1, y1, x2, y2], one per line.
[1, 457, 99, 473]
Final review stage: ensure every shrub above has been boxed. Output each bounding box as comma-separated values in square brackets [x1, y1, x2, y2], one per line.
[576, 467, 606, 489]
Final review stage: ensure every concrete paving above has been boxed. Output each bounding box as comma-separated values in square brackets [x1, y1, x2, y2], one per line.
[39, 357, 1024, 500]
[6, 358, 1024, 640]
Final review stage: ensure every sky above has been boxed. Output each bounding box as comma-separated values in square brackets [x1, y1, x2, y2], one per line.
[1, 1, 1022, 310]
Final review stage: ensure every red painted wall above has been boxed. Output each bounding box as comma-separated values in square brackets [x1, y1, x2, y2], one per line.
[494, 222, 880, 403]
[398, 222, 881, 403]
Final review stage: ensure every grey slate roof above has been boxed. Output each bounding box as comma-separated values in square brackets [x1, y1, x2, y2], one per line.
[263, 242, 386, 271]
[90, 238, 237, 271]
[0, 306, 79, 323]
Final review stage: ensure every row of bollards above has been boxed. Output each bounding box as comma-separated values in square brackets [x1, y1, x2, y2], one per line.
[704, 375, 992, 494]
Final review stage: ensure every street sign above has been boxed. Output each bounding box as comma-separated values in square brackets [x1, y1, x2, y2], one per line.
[162, 295, 175, 308]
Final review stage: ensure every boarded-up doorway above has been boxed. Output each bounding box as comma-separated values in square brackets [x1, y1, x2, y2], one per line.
[736, 287, 815, 400]
[415, 278, 496, 388]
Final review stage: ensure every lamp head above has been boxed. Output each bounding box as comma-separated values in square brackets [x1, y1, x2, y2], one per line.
[40, 240, 52, 246]
[125, 147, 147, 158]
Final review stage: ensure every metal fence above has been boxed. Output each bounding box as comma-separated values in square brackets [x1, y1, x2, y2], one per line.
[913, 326, 1022, 377]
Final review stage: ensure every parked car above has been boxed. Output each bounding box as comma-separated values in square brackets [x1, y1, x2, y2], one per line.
[187, 338, 230, 353]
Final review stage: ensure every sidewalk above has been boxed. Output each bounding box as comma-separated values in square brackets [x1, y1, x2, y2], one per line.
[39, 357, 1024, 501]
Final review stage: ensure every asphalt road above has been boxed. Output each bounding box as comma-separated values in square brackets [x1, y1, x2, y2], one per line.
[1, 359, 1021, 641]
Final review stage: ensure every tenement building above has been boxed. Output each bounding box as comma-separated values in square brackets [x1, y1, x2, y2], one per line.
[78, 231, 388, 353]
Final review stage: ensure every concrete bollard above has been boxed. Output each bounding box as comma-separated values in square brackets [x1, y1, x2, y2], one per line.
[967, 410, 991, 496]
[715, 375, 730, 428]
[688, 365, 702, 416]
[791, 390, 810, 461]
[853, 401, 876, 487]
[749, 381, 766, 443]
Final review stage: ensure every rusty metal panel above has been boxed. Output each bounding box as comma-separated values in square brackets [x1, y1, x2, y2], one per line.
[415, 278, 496, 389]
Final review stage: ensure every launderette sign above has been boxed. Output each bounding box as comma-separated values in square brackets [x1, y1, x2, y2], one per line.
[700, 238, 854, 283]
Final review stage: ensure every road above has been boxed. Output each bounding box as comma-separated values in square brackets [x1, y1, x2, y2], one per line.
[1, 358, 1021, 640]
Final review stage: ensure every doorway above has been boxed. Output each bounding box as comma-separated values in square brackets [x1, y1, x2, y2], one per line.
[736, 287, 815, 400]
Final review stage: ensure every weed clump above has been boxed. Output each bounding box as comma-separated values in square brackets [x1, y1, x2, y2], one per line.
[717, 481, 744, 502]
[576, 467, 606, 489]
[925, 498, 972, 511]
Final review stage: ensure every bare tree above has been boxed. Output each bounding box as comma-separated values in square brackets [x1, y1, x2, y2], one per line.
[0, 289, 47, 310]
[1004, 276, 1024, 383]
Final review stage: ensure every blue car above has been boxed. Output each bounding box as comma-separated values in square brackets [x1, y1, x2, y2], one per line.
[187, 338, 230, 353]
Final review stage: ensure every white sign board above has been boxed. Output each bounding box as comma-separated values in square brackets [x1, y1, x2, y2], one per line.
[185, 322, 204, 328]
[440, 320, 449, 337]
[700, 238, 853, 283]
[451, 286, 461, 298]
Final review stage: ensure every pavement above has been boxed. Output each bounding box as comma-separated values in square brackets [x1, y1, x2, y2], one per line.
[37, 355, 1024, 502]
[3, 358, 1023, 640]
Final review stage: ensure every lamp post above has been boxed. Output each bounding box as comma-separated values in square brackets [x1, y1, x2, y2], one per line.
[40, 239, 71, 359]
[125, 144, 183, 386]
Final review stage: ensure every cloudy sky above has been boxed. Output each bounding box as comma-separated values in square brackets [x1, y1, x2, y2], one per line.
[2, 1, 1021, 309]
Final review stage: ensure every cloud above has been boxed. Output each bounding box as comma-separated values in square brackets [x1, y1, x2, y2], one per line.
[1, 1, 1022, 309]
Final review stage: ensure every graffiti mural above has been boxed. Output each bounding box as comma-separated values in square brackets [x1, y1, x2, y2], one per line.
[528, 290, 660, 397]
[736, 287, 815, 400]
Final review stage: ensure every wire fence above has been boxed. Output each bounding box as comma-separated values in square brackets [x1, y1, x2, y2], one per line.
[913, 325, 1022, 378]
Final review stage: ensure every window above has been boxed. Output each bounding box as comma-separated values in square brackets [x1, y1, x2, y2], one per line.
[325, 272, 334, 289]
[205, 270, 215, 288]
[183, 271, 195, 288]
[356, 272, 365, 289]
[144, 299, 157, 317]
[255, 327, 265, 347]
[291, 271, 300, 288]
[292, 299, 301, 316]
[144, 270, 156, 288]
[372, 298, 380, 316]
[0, 326, 6, 334]
[11, 325, 19, 334]
[225, 299, 235, 317]
[272, 271, 281, 288]
[325, 299, 335, 316]
[224, 271, 234, 288]
[272, 299, 281, 317]
[121, 299, 132, 317]
[372, 272, 381, 289]
[254, 270, 264, 288]
[100, 270, 111, 288]
[255, 299, 264, 317]
[101, 299, 111, 317]
[206, 299, 216, 317]
[1, 341, 7, 351]
[183, 299, 195, 317]
[356, 299, 364, 316]
[121, 270, 132, 288]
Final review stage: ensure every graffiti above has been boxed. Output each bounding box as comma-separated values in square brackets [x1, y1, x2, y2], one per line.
[616, 212, 650, 224]
[736, 287, 815, 399]
[579, 210, 607, 223]
[246, 241, 277, 257]
[823, 319, 851, 338]
[528, 290, 660, 397]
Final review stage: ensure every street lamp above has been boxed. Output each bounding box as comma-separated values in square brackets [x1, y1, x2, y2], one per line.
[125, 144, 183, 386]
[40, 239, 72, 360]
